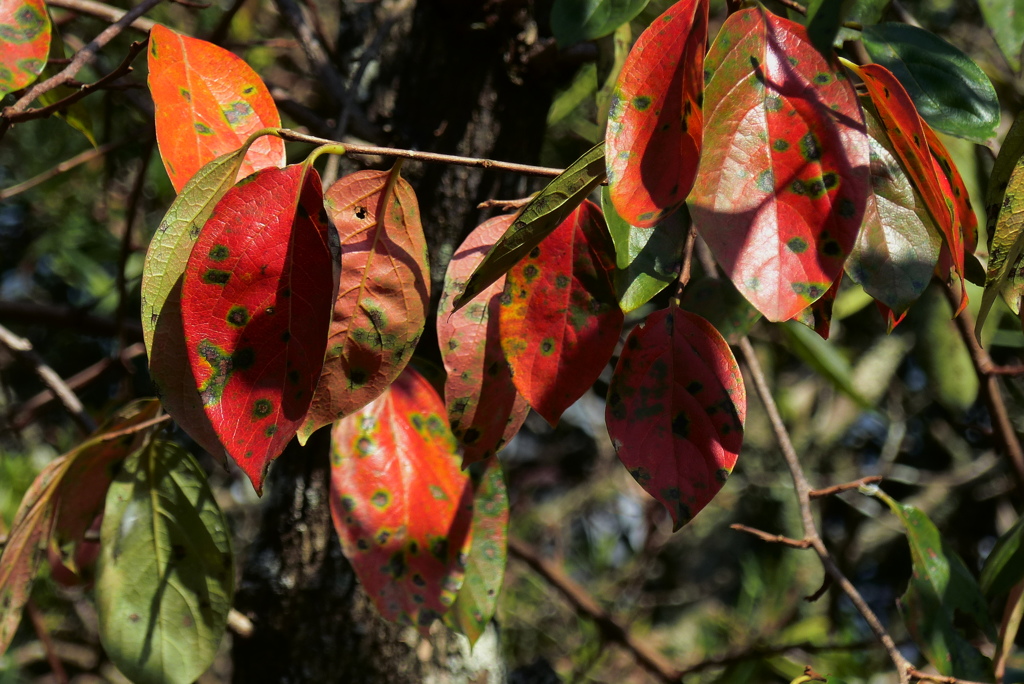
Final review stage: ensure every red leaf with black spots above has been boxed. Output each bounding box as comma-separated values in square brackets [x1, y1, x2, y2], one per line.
[688, 7, 869, 322]
[789, 273, 841, 339]
[605, 0, 709, 227]
[606, 308, 745, 530]
[182, 164, 335, 493]
[330, 367, 473, 633]
[148, 24, 285, 192]
[0, 0, 50, 96]
[499, 200, 623, 425]
[438, 214, 530, 466]
[299, 167, 429, 442]
[850, 62, 968, 311]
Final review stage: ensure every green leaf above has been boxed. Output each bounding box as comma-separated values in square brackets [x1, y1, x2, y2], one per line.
[910, 286, 979, 414]
[454, 142, 606, 311]
[981, 514, 1024, 599]
[874, 488, 994, 681]
[550, 0, 650, 47]
[781, 321, 871, 408]
[861, 23, 1000, 143]
[979, 0, 1024, 72]
[679, 277, 761, 344]
[97, 440, 234, 684]
[805, 0, 853, 57]
[444, 459, 509, 646]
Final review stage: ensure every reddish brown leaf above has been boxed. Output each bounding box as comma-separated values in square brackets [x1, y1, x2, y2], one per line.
[0, 0, 50, 95]
[182, 164, 335, 493]
[148, 24, 285, 192]
[499, 200, 623, 425]
[789, 273, 841, 339]
[329, 367, 473, 632]
[606, 308, 745, 530]
[688, 7, 869, 322]
[299, 168, 429, 442]
[605, 0, 709, 227]
[438, 214, 530, 466]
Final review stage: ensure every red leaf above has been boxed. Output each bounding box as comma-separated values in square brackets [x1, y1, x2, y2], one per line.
[850, 62, 967, 311]
[330, 367, 473, 632]
[688, 7, 869, 322]
[148, 24, 285, 192]
[605, 0, 709, 227]
[606, 308, 745, 530]
[300, 168, 429, 442]
[499, 200, 623, 425]
[438, 214, 530, 465]
[0, 0, 50, 95]
[789, 273, 841, 339]
[182, 164, 335, 493]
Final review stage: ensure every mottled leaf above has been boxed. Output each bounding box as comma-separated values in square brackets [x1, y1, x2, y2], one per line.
[148, 24, 285, 192]
[862, 23, 1000, 144]
[551, 0, 650, 46]
[455, 142, 606, 311]
[874, 488, 994, 681]
[499, 200, 623, 425]
[845, 105, 941, 315]
[789, 273, 841, 339]
[438, 214, 529, 465]
[0, 0, 50, 95]
[606, 308, 745, 530]
[300, 167, 428, 442]
[981, 513, 1024, 600]
[444, 459, 509, 646]
[182, 164, 335, 493]
[688, 7, 869, 321]
[143, 136, 269, 463]
[97, 440, 234, 684]
[605, 0, 708, 228]
[979, 0, 1024, 72]
[329, 367, 473, 633]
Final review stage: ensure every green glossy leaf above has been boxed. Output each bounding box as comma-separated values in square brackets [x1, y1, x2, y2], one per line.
[781, 321, 871, 408]
[805, 0, 853, 57]
[454, 142, 606, 311]
[97, 440, 233, 684]
[981, 513, 1024, 600]
[444, 459, 509, 646]
[862, 23, 1000, 143]
[550, 0, 650, 46]
[874, 488, 994, 681]
[979, 0, 1024, 72]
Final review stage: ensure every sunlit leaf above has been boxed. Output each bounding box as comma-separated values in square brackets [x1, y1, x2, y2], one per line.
[148, 24, 285, 192]
[862, 23, 1000, 144]
[143, 138, 268, 463]
[0, 0, 50, 96]
[455, 142, 606, 311]
[329, 367, 473, 633]
[874, 488, 994, 681]
[981, 513, 1024, 600]
[550, 0, 650, 46]
[789, 273, 841, 339]
[182, 164, 335, 493]
[606, 308, 744, 530]
[444, 459, 508, 646]
[499, 200, 623, 425]
[300, 166, 428, 442]
[979, 0, 1024, 72]
[438, 214, 529, 465]
[605, 0, 708, 228]
[97, 440, 234, 684]
[688, 7, 869, 321]
[845, 106, 941, 315]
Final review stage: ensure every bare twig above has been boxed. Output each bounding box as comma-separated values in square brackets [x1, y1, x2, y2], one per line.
[508, 536, 681, 683]
[0, 141, 122, 200]
[678, 639, 876, 677]
[476, 197, 533, 211]
[207, 0, 250, 44]
[907, 668, 989, 684]
[738, 337, 913, 683]
[730, 523, 812, 549]
[26, 600, 68, 684]
[809, 476, 883, 499]
[0, 301, 143, 340]
[272, 0, 346, 107]
[0, 324, 95, 434]
[47, 0, 156, 32]
[671, 224, 698, 307]
[227, 608, 254, 637]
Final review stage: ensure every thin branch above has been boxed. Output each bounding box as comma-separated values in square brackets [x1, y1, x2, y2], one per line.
[0, 324, 95, 434]
[47, 0, 156, 32]
[671, 224, 697, 307]
[907, 668, 989, 684]
[207, 0, 250, 44]
[476, 197, 533, 211]
[3, 40, 148, 126]
[738, 337, 913, 683]
[678, 639, 877, 677]
[944, 287, 1024, 493]
[0, 301, 143, 340]
[730, 524, 812, 549]
[1, 0, 164, 136]
[0, 141, 123, 200]
[508, 536, 681, 683]
[26, 600, 68, 684]
[275, 129, 567, 177]
[809, 476, 883, 499]
[272, 0, 346, 108]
